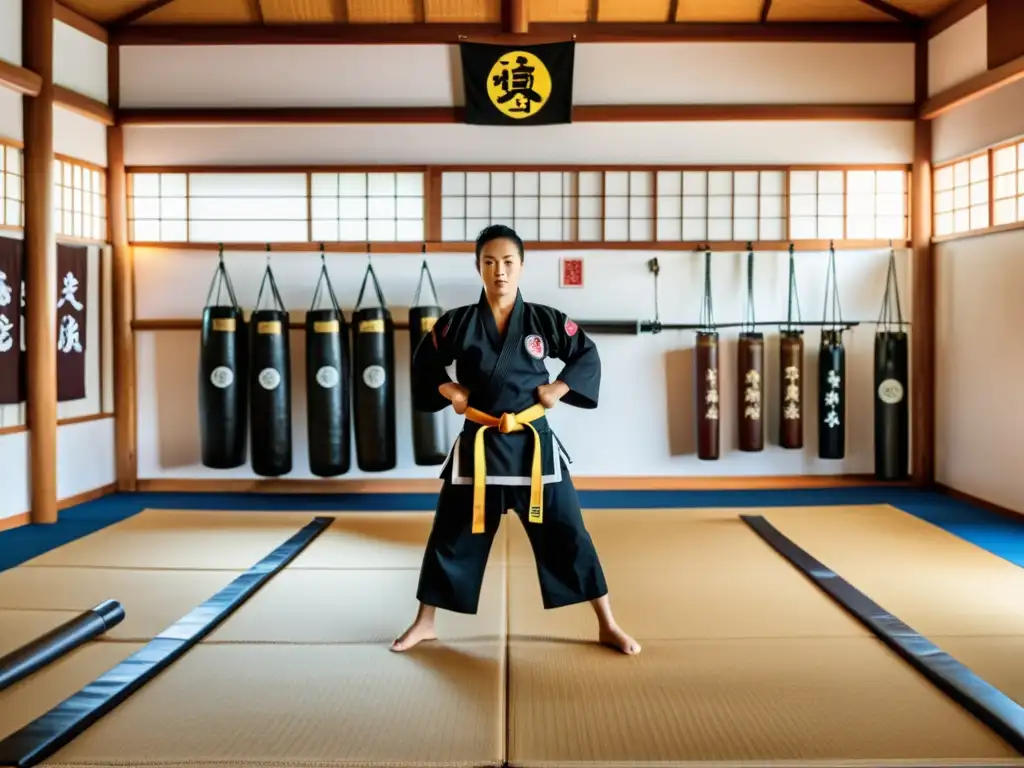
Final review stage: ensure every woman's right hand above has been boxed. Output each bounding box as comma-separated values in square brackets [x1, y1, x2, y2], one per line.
[439, 382, 470, 415]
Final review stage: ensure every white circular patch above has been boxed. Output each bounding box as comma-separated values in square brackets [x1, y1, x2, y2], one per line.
[362, 364, 386, 389]
[877, 378, 904, 405]
[316, 365, 340, 389]
[524, 334, 546, 360]
[258, 368, 281, 391]
[210, 366, 234, 389]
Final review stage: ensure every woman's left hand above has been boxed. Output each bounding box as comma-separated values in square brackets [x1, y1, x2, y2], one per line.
[536, 380, 570, 409]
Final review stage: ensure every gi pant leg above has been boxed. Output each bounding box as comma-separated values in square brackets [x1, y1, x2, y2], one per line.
[416, 480, 504, 615]
[511, 476, 609, 610]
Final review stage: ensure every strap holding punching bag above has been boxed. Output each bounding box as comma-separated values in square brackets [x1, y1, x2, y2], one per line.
[818, 243, 846, 460]
[695, 249, 720, 461]
[249, 248, 292, 477]
[352, 255, 397, 472]
[779, 244, 804, 450]
[199, 246, 248, 469]
[737, 247, 764, 452]
[306, 246, 351, 478]
[874, 245, 909, 480]
[409, 254, 449, 466]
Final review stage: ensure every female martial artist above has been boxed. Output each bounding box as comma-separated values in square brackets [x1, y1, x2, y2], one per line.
[391, 224, 640, 656]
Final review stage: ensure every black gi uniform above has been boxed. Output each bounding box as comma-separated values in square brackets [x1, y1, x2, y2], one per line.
[410, 288, 608, 614]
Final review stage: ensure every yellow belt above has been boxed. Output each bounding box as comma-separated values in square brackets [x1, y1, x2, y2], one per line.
[463, 403, 546, 534]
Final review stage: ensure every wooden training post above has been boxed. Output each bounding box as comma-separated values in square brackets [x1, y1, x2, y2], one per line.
[911, 32, 934, 486]
[23, 0, 58, 523]
[106, 44, 138, 491]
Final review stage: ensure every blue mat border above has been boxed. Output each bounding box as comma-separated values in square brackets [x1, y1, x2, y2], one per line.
[1, 486, 1022, 573]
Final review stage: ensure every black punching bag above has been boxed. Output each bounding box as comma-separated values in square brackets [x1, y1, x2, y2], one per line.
[874, 248, 909, 480]
[249, 257, 292, 477]
[818, 245, 846, 461]
[352, 260, 396, 472]
[409, 259, 448, 465]
[306, 253, 351, 477]
[199, 250, 248, 469]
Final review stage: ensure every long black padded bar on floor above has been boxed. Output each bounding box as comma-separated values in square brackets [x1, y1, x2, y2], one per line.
[0, 516, 334, 768]
[0, 600, 125, 693]
[741, 514, 1024, 755]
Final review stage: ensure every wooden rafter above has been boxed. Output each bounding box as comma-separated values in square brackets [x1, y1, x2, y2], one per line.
[54, 3, 108, 43]
[111, 21, 919, 45]
[0, 58, 42, 96]
[928, 0, 985, 38]
[333, 0, 348, 23]
[858, 0, 922, 25]
[112, 0, 178, 27]
[588, 0, 600, 22]
[667, 0, 679, 23]
[117, 103, 916, 125]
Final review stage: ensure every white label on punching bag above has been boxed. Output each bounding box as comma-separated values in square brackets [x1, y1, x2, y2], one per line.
[258, 368, 281, 391]
[316, 365, 339, 389]
[362, 364, 386, 389]
[210, 366, 234, 389]
[878, 378, 904, 404]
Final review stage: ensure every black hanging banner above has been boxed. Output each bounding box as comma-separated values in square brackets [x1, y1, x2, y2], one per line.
[874, 246, 910, 480]
[56, 244, 88, 402]
[818, 244, 846, 460]
[0, 237, 21, 404]
[460, 41, 575, 126]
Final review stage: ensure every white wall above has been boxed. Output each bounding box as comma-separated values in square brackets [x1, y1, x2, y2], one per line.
[123, 40, 917, 483]
[53, 20, 108, 105]
[933, 73, 1024, 513]
[119, 42, 915, 109]
[928, 6, 988, 98]
[136, 243, 910, 482]
[0, 0, 20, 67]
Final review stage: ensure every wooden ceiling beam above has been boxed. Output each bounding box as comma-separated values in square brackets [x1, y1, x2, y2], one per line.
[111, 0, 178, 27]
[0, 59, 42, 96]
[117, 103, 916, 126]
[111, 21, 918, 45]
[920, 49, 1024, 118]
[54, 85, 115, 125]
[858, 0, 922, 25]
[333, 0, 348, 23]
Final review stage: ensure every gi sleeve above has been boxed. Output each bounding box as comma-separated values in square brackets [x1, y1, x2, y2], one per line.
[411, 311, 455, 412]
[548, 311, 600, 409]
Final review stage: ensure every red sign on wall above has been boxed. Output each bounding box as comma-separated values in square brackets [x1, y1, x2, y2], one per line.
[560, 257, 583, 288]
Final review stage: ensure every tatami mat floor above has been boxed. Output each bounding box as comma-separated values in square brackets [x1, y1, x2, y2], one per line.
[0, 499, 1022, 767]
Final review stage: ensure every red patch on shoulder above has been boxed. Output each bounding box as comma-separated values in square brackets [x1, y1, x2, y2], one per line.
[431, 328, 438, 349]
[564, 318, 578, 337]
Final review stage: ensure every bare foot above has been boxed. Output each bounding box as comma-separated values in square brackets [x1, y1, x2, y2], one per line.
[599, 624, 641, 655]
[390, 620, 437, 652]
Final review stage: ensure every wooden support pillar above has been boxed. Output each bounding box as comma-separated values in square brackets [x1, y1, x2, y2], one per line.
[503, 0, 528, 34]
[23, 0, 57, 523]
[911, 32, 935, 486]
[106, 44, 137, 491]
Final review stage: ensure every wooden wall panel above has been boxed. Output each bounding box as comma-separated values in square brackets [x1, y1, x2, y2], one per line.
[346, 0, 420, 22]
[596, 0, 671, 22]
[527, 0, 589, 22]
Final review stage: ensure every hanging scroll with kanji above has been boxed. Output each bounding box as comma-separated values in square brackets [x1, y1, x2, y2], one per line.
[0, 236, 22, 404]
[56, 243, 88, 402]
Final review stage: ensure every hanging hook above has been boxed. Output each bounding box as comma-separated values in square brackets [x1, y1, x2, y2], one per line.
[788, 242, 794, 255]
[217, 243, 225, 263]
[319, 242, 326, 265]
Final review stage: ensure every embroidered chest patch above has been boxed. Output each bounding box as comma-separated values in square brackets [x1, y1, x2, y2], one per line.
[564, 318, 578, 337]
[524, 334, 546, 359]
